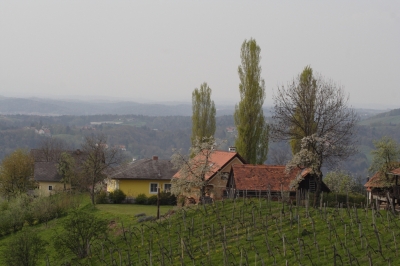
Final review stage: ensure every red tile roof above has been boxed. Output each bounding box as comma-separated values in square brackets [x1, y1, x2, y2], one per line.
[389, 167, 400, 176]
[173, 150, 245, 180]
[364, 172, 395, 189]
[230, 164, 303, 191]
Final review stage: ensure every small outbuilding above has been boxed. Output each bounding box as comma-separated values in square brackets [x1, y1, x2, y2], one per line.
[226, 164, 330, 199]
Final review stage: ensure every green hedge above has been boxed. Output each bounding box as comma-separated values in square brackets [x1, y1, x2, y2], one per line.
[134, 192, 176, 205]
[322, 192, 366, 207]
[109, 189, 126, 204]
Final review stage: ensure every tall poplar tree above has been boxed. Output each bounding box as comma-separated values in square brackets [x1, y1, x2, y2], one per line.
[191, 82, 216, 146]
[234, 39, 269, 164]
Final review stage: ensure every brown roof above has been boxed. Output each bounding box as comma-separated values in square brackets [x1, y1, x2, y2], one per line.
[389, 167, 400, 176]
[365, 171, 396, 189]
[229, 164, 302, 191]
[110, 158, 177, 180]
[34, 162, 62, 182]
[33, 149, 87, 182]
[173, 150, 245, 180]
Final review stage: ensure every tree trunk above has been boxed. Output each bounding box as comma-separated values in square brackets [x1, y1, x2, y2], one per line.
[91, 175, 95, 205]
[200, 185, 206, 204]
[313, 173, 323, 208]
[386, 191, 395, 213]
[91, 188, 95, 205]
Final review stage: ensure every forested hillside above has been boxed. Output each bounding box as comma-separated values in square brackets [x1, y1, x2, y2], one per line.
[0, 109, 399, 178]
[0, 114, 236, 161]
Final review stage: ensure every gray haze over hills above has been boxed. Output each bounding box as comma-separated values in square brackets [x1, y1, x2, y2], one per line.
[0, 95, 240, 116]
[0, 95, 388, 118]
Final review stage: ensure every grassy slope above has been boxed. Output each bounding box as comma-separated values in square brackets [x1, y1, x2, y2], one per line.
[0, 195, 175, 266]
[1, 195, 399, 265]
[96, 204, 173, 223]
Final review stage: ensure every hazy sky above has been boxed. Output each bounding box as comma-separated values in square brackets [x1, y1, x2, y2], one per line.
[1, 1, 399, 109]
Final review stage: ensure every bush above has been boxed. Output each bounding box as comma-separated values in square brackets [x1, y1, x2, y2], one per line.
[137, 216, 156, 223]
[54, 210, 108, 259]
[32, 196, 58, 226]
[0, 199, 9, 211]
[159, 192, 177, 205]
[96, 190, 109, 204]
[147, 195, 158, 205]
[31, 193, 77, 227]
[6, 198, 26, 233]
[322, 192, 366, 207]
[0, 210, 12, 236]
[135, 194, 148, 204]
[2, 229, 47, 266]
[109, 189, 126, 204]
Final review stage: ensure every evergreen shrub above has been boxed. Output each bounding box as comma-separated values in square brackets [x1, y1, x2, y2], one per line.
[135, 194, 148, 204]
[109, 189, 126, 204]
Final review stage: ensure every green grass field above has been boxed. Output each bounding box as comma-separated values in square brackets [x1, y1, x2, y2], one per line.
[96, 203, 173, 220]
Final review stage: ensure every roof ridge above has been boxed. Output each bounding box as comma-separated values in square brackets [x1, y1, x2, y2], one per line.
[234, 164, 286, 168]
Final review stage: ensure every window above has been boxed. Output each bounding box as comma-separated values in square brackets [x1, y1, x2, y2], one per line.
[164, 184, 172, 192]
[49, 185, 53, 191]
[150, 183, 158, 193]
[221, 172, 229, 180]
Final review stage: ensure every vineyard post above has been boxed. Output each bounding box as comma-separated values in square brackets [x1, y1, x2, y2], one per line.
[181, 238, 184, 260]
[297, 215, 300, 236]
[240, 248, 243, 266]
[282, 234, 286, 257]
[207, 241, 211, 265]
[157, 188, 160, 219]
[320, 191, 323, 209]
[387, 211, 390, 228]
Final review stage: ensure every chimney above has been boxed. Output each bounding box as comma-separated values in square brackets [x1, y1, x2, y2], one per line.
[228, 147, 236, 152]
[152, 155, 158, 161]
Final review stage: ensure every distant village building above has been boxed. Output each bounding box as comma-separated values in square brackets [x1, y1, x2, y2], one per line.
[81, 125, 96, 130]
[114, 145, 126, 151]
[90, 121, 123, 125]
[226, 127, 235, 133]
[35, 127, 51, 137]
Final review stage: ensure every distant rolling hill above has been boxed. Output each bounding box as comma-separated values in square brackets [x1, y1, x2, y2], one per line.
[0, 96, 193, 116]
[359, 108, 400, 126]
[0, 95, 264, 116]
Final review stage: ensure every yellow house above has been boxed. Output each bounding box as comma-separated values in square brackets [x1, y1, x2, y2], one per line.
[31, 149, 85, 196]
[34, 161, 71, 196]
[107, 156, 177, 198]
